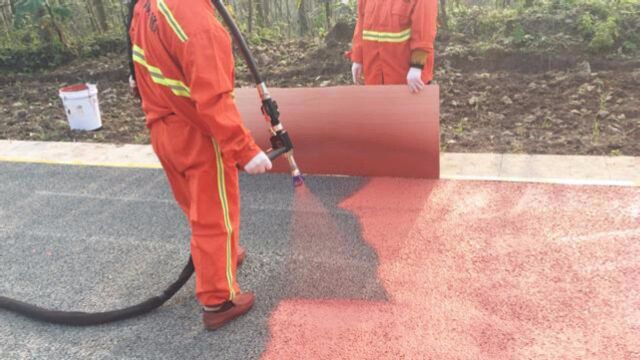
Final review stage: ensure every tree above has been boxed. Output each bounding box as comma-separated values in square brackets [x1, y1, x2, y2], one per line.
[323, 0, 332, 31]
[0, 0, 13, 32]
[439, 0, 447, 30]
[298, 0, 309, 35]
[43, 0, 68, 47]
[247, 0, 253, 33]
[91, 0, 108, 31]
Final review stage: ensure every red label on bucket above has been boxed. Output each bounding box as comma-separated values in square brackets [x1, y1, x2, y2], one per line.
[60, 83, 89, 93]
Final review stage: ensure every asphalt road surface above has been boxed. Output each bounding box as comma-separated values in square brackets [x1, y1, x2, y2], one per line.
[1, 162, 639, 359]
[0, 162, 384, 359]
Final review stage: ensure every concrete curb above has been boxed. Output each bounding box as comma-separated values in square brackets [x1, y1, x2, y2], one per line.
[440, 153, 639, 186]
[1, 140, 637, 186]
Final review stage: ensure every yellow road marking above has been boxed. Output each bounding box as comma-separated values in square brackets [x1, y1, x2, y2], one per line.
[0, 156, 161, 169]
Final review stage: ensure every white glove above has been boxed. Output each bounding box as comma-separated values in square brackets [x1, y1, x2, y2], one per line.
[352, 63, 363, 85]
[244, 151, 272, 175]
[407, 67, 425, 93]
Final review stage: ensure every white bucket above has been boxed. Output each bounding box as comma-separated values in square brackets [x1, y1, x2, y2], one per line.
[59, 83, 102, 131]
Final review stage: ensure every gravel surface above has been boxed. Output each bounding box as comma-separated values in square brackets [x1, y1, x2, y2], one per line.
[0, 163, 384, 359]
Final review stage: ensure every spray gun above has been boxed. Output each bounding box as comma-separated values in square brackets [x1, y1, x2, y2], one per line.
[212, 0, 304, 187]
[258, 85, 304, 186]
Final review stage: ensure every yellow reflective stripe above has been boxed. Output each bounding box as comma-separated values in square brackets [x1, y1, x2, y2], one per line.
[363, 28, 411, 43]
[132, 46, 145, 60]
[363, 28, 411, 37]
[133, 56, 191, 97]
[157, 0, 188, 42]
[212, 140, 236, 301]
[132, 46, 191, 98]
[363, 34, 410, 43]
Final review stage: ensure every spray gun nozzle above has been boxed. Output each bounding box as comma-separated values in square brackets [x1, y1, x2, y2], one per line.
[292, 174, 305, 187]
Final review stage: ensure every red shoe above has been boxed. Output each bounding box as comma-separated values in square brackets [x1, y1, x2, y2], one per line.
[237, 246, 246, 267]
[202, 292, 255, 330]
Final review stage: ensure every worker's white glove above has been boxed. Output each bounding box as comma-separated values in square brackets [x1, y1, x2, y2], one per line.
[407, 67, 425, 93]
[244, 151, 272, 175]
[352, 62, 363, 85]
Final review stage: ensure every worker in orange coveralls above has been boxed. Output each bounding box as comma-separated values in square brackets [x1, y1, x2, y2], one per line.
[128, 0, 271, 330]
[348, 0, 438, 93]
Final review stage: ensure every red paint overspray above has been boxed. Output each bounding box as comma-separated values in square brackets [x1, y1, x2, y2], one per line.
[263, 180, 640, 359]
[279, 183, 383, 300]
[267, 180, 396, 356]
[262, 179, 436, 359]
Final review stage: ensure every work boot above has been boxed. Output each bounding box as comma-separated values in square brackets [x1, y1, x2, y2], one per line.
[237, 246, 246, 267]
[202, 292, 255, 331]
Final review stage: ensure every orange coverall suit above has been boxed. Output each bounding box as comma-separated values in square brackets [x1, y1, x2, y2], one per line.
[350, 0, 438, 84]
[129, 0, 261, 306]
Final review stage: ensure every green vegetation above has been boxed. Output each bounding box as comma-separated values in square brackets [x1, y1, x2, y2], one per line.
[445, 0, 640, 57]
[0, 0, 127, 70]
[0, 0, 638, 71]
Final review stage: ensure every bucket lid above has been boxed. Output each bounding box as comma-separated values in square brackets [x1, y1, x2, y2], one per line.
[60, 83, 89, 93]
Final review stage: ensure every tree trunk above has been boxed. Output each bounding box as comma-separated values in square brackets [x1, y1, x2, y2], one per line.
[285, 0, 292, 36]
[439, 0, 447, 30]
[0, 0, 12, 31]
[275, 0, 283, 20]
[256, 0, 264, 27]
[264, 0, 269, 25]
[324, 0, 331, 30]
[116, 0, 127, 31]
[85, 0, 100, 32]
[44, 0, 69, 47]
[297, 0, 309, 36]
[91, 0, 109, 31]
[248, 0, 253, 33]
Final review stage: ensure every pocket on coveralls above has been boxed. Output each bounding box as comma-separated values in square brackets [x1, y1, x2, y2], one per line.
[391, 0, 412, 24]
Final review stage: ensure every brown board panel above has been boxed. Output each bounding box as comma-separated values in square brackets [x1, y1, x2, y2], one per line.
[235, 85, 440, 179]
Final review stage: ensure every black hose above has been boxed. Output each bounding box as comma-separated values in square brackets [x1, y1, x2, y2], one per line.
[0, 0, 195, 327]
[0, 258, 194, 326]
[126, 0, 139, 81]
[213, 0, 302, 181]
[0, 0, 263, 327]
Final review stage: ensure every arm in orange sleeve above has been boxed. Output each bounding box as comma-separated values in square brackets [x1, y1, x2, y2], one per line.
[350, 0, 366, 63]
[410, 0, 437, 77]
[181, 29, 261, 167]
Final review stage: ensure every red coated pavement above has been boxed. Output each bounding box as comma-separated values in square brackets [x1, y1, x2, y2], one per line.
[263, 179, 640, 359]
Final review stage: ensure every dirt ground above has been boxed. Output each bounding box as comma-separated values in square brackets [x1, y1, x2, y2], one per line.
[1, 39, 639, 156]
